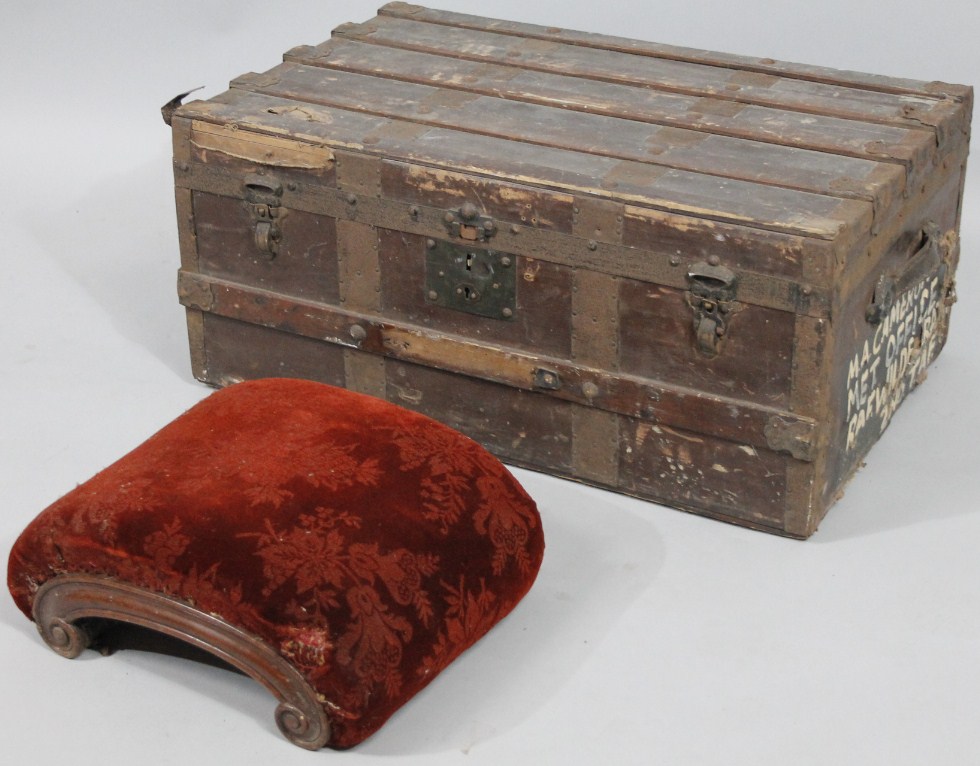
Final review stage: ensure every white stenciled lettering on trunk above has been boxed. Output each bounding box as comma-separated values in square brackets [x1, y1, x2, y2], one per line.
[845, 275, 943, 452]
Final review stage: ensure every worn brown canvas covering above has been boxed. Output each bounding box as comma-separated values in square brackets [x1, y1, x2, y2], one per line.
[168, 2, 972, 537]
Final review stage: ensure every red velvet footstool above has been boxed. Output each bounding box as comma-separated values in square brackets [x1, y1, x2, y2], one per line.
[7, 378, 544, 749]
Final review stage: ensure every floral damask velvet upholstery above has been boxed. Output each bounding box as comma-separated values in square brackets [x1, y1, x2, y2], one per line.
[7, 378, 544, 748]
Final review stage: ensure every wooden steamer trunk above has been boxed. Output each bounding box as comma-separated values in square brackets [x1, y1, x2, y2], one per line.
[168, 3, 972, 537]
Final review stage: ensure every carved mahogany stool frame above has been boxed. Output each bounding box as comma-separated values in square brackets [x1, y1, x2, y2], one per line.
[33, 573, 331, 750]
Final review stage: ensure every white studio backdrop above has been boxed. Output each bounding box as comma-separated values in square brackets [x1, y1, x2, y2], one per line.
[1, 2, 978, 765]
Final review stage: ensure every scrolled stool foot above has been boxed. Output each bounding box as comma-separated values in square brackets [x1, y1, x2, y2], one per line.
[38, 617, 90, 659]
[275, 701, 330, 751]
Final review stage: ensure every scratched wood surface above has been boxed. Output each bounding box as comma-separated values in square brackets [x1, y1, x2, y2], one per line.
[171, 4, 971, 537]
[331, 13, 956, 132]
[180, 90, 868, 241]
[377, 2, 971, 101]
[233, 62, 906, 208]
[286, 39, 932, 174]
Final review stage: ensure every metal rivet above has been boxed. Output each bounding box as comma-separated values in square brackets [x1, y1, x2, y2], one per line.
[510, 224, 520, 235]
[500, 256, 512, 267]
[346, 193, 357, 205]
[588, 240, 598, 251]
[502, 307, 513, 318]
[708, 254, 721, 266]
[349, 324, 367, 341]
[286, 182, 297, 191]
[582, 381, 600, 398]
[410, 205, 420, 218]
[427, 290, 438, 301]
[460, 202, 478, 220]
[444, 212, 455, 224]
[802, 285, 813, 296]
[426, 239, 436, 249]
[669, 256, 681, 267]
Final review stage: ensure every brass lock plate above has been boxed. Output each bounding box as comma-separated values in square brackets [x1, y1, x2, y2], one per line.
[425, 240, 516, 320]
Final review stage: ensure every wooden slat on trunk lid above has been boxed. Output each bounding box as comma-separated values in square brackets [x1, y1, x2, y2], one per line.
[378, 3, 970, 102]
[180, 90, 869, 239]
[232, 63, 905, 213]
[287, 39, 932, 174]
[332, 16, 952, 135]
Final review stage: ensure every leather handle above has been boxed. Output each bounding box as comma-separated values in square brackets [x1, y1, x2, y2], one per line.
[866, 222, 943, 325]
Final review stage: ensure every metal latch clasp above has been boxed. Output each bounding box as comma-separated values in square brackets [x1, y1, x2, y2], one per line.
[443, 202, 496, 242]
[244, 174, 283, 258]
[686, 261, 739, 356]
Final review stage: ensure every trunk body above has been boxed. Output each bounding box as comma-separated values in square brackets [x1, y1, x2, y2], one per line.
[170, 2, 972, 537]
